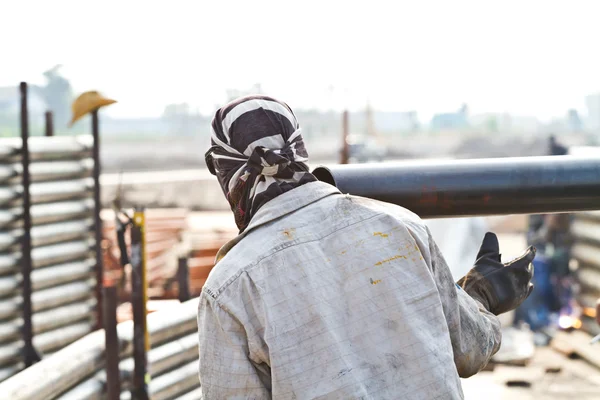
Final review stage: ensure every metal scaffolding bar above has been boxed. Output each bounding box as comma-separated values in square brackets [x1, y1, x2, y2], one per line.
[103, 285, 121, 400]
[313, 155, 600, 218]
[177, 257, 190, 303]
[44, 112, 53, 137]
[19, 82, 39, 367]
[92, 110, 104, 329]
[131, 209, 149, 400]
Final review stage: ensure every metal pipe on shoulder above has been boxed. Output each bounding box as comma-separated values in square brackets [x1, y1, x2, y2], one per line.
[312, 155, 600, 218]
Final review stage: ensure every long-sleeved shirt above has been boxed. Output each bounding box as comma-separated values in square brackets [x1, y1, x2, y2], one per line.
[198, 181, 501, 399]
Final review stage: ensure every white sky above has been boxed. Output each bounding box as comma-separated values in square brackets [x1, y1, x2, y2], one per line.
[1, 0, 600, 121]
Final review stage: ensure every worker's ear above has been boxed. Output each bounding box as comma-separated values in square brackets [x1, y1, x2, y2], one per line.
[476, 232, 500, 260]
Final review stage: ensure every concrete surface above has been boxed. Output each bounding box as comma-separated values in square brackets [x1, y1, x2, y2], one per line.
[462, 347, 600, 399]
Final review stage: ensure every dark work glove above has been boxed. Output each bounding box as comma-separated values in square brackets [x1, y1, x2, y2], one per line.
[457, 232, 536, 316]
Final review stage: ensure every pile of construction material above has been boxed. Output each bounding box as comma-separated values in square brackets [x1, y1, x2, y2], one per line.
[101, 208, 188, 297]
[572, 211, 600, 336]
[0, 136, 98, 382]
[0, 298, 201, 399]
[101, 210, 238, 302]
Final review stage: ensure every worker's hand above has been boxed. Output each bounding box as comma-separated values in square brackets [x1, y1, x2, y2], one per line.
[457, 232, 536, 315]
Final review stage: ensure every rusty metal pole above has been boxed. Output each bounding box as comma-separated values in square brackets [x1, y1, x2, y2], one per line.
[103, 285, 121, 400]
[44, 111, 54, 137]
[20, 82, 39, 367]
[92, 109, 104, 329]
[177, 256, 191, 302]
[131, 208, 149, 400]
[340, 110, 350, 164]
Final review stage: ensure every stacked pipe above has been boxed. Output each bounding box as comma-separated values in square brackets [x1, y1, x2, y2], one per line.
[0, 298, 202, 399]
[0, 135, 97, 382]
[571, 211, 600, 336]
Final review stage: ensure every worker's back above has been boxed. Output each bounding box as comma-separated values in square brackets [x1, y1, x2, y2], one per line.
[199, 183, 466, 399]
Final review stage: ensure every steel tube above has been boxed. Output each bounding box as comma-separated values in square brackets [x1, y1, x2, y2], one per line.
[33, 322, 93, 354]
[0, 301, 95, 344]
[119, 333, 198, 378]
[63, 332, 198, 398]
[313, 155, 600, 218]
[0, 280, 92, 319]
[31, 219, 94, 248]
[31, 281, 95, 313]
[0, 135, 93, 161]
[0, 298, 199, 400]
[31, 239, 93, 269]
[31, 259, 95, 290]
[0, 365, 22, 384]
[148, 360, 199, 400]
[176, 387, 203, 400]
[0, 160, 92, 185]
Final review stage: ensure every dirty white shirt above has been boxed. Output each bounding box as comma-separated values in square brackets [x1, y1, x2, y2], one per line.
[198, 181, 501, 400]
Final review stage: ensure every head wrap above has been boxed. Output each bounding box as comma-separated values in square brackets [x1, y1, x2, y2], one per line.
[206, 95, 317, 232]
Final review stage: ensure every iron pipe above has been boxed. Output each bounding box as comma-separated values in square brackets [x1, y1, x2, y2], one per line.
[0, 159, 93, 186]
[31, 260, 95, 290]
[0, 135, 93, 162]
[313, 155, 600, 218]
[176, 387, 203, 400]
[33, 322, 93, 353]
[0, 299, 199, 400]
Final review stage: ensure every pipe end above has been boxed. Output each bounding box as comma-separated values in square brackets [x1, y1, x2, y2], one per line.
[312, 166, 336, 186]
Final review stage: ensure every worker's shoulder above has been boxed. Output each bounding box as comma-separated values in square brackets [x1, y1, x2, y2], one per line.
[346, 193, 428, 233]
[202, 193, 428, 299]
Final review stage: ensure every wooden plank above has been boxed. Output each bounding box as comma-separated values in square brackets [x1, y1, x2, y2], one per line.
[553, 331, 600, 368]
[551, 332, 577, 357]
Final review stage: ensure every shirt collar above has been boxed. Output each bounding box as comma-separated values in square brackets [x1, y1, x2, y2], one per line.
[215, 181, 340, 262]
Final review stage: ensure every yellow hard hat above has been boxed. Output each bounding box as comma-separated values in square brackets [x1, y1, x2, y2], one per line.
[70, 91, 117, 126]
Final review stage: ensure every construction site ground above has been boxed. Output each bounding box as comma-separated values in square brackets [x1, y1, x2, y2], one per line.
[463, 345, 600, 399]
[464, 225, 600, 399]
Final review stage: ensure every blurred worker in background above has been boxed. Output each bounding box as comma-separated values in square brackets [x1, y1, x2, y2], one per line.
[519, 135, 573, 333]
[549, 135, 568, 156]
[198, 95, 535, 399]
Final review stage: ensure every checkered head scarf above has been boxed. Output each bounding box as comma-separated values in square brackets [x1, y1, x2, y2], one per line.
[206, 95, 317, 232]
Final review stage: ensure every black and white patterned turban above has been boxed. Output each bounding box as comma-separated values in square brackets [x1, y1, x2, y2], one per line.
[205, 95, 317, 232]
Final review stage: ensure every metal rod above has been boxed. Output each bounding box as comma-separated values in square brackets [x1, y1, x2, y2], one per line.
[340, 110, 349, 165]
[131, 208, 149, 400]
[92, 109, 104, 329]
[19, 82, 39, 368]
[103, 285, 121, 400]
[177, 257, 191, 302]
[313, 155, 600, 218]
[44, 111, 54, 137]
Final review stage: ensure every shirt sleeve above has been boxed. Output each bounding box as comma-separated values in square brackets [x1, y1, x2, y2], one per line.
[197, 291, 271, 399]
[416, 226, 502, 378]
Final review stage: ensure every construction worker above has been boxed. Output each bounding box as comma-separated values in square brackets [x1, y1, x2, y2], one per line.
[199, 95, 535, 399]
